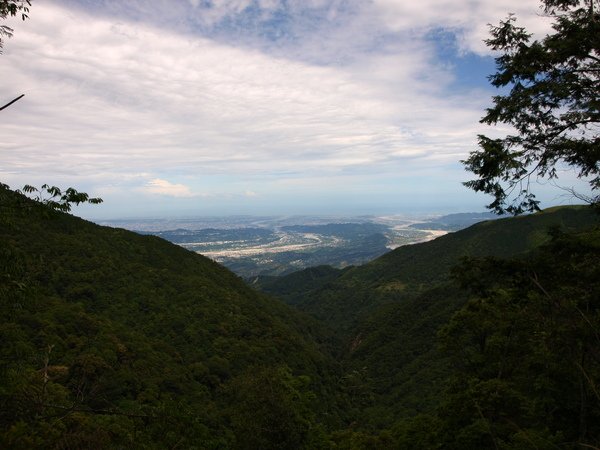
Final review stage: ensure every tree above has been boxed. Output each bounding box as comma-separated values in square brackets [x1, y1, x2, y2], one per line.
[0, 2, 103, 214]
[223, 366, 320, 450]
[463, 0, 600, 214]
[1, 1, 29, 110]
[18, 184, 103, 213]
[437, 229, 600, 448]
[0, 0, 30, 53]
[0, 184, 103, 219]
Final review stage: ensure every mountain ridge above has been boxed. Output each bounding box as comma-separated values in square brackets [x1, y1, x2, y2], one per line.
[0, 187, 342, 448]
[257, 205, 597, 332]
[2, 187, 598, 447]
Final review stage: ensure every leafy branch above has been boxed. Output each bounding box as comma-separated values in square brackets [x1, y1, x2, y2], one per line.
[17, 184, 103, 213]
[0, 0, 30, 53]
[463, 0, 600, 214]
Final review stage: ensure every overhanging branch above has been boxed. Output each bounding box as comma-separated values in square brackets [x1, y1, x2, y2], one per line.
[0, 93, 24, 111]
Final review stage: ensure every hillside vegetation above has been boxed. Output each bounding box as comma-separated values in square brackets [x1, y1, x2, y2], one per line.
[2, 186, 599, 448]
[256, 206, 600, 447]
[0, 188, 342, 449]
[260, 206, 598, 331]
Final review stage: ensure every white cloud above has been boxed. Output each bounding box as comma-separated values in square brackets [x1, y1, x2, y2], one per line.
[370, 0, 552, 54]
[0, 0, 557, 214]
[1, 3, 483, 172]
[142, 179, 195, 197]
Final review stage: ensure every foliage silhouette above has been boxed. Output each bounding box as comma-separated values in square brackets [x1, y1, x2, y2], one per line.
[463, 0, 600, 214]
[0, 0, 30, 53]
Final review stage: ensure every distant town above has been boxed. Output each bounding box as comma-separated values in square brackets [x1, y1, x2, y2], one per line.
[97, 212, 498, 277]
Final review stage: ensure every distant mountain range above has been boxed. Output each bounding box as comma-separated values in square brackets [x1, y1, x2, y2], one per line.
[408, 211, 505, 231]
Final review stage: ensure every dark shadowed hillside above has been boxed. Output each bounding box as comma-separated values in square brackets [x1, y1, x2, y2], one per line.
[2, 186, 599, 448]
[0, 187, 341, 449]
[253, 205, 600, 445]
[265, 206, 598, 332]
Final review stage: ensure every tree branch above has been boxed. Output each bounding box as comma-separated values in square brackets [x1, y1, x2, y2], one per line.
[0, 93, 24, 111]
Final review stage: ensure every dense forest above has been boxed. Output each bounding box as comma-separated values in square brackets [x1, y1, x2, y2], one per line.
[0, 187, 344, 448]
[1, 186, 599, 449]
[2, 0, 599, 447]
[257, 206, 600, 447]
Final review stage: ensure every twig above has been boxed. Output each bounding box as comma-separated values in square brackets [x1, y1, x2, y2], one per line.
[0, 94, 25, 111]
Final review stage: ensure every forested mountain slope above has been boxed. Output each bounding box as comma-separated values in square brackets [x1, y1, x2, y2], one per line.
[264, 206, 598, 332]
[253, 206, 600, 446]
[2, 186, 598, 449]
[0, 188, 341, 449]
[252, 265, 347, 306]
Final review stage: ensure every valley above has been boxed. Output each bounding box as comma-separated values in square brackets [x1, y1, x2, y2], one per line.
[2, 0, 598, 446]
[100, 214, 470, 277]
[2, 185, 598, 448]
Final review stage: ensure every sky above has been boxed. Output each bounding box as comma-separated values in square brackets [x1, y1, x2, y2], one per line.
[0, 0, 590, 219]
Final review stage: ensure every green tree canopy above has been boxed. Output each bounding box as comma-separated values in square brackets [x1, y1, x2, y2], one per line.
[463, 0, 600, 214]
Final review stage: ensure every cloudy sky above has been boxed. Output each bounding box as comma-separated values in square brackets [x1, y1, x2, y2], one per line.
[0, 0, 585, 218]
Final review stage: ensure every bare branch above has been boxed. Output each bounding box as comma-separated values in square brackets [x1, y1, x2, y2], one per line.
[0, 93, 24, 111]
